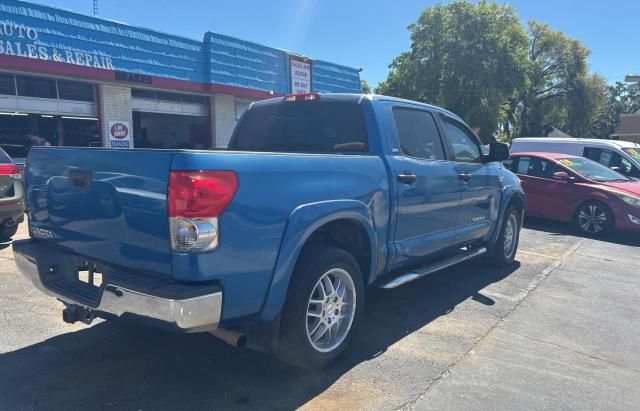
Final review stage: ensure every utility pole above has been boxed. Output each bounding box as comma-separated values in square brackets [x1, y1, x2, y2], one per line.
[92, 0, 98, 16]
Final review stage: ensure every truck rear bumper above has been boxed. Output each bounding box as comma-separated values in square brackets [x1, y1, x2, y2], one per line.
[13, 240, 222, 333]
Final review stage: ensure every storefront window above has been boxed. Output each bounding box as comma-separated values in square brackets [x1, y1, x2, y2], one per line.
[132, 89, 206, 105]
[131, 89, 155, 99]
[133, 111, 209, 149]
[16, 75, 58, 99]
[235, 99, 252, 121]
[0, 74, 16, 96]
[58, 80, 94, 102]
[35, 115, 59, 146]
[156, 91, 183, 102]
[62, 118, 99, 147]
[0, 114, 29, 147]
[182, 94, 206, 105]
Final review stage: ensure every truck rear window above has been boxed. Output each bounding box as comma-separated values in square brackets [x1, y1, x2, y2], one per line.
[230, 101, 368, 153]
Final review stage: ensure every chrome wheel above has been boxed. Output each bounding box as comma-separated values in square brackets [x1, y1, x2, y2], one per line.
[503, 213, 518, 259]
[306, 268, 356, 353]
[577, 204, 608, 234]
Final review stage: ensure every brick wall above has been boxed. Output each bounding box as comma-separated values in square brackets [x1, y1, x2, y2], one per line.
[99, 84, 133, 147]
[214, 93, 236, 148]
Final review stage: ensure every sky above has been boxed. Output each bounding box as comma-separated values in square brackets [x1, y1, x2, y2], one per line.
[26, 0, 640, 88]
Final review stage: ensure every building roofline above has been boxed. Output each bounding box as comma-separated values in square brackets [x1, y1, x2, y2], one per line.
[11, 0, 361, 73]
[11, 0, 203, 44]
[205, 32, 361, 72]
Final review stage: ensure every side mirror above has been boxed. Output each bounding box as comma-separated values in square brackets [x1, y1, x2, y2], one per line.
[485, 143, 510, 162]
[553, 171, 575, 182]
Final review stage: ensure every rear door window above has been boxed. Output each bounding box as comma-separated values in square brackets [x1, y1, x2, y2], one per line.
[230, 101, 368, 153]
[515, 157, 558, 179]
[526, 158, 559, 179]
[585, 147, 640, 178]
[392, 108, 446, 160]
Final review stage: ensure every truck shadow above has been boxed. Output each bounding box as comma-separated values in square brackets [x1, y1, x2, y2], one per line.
[0, 261, 517, 410]
[523, 217, 640, 247]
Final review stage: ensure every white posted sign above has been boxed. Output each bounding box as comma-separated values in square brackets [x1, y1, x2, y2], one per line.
[290, 57, 311, 94]
[108, 121, 132, 149]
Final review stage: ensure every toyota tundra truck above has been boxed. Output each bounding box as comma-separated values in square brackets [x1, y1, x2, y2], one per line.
[13, 93, 524, 368]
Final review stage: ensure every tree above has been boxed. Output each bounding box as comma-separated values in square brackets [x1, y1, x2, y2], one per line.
[376, 0, 529, 141]
[591, 82, 640, 138]
[360, 79, 371, 94]
[534, 73, 607, 137]
[514, 21, 592, 137]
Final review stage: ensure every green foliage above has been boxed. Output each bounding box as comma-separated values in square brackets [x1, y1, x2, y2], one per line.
[376, 0, 528, 141]
[515, 21, 592, 137]
[377, 1, 609, 140]
[591, 82, 640, 138]
[360, 79, 371, 94]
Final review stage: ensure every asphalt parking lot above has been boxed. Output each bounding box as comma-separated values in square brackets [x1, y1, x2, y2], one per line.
[0, 221, 638, 410]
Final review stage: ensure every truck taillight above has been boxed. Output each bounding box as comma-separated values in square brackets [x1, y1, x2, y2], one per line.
[168, 171, 238, 252]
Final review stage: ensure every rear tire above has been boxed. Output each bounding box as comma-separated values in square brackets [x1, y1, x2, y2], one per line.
[573, 201, 613, 236]
[0, 224, 18, 240]
[277, 246, 364, 369]
[486, 207, 521, 266]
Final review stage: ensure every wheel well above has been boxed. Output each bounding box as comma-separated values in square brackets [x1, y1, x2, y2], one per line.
[508, 194, 525, 213]
[298, 219, 372, 284]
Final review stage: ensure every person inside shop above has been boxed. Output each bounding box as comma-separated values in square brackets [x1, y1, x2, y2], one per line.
[26, 134, 52, 147]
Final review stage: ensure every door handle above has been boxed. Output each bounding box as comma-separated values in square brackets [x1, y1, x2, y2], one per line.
[397, 172, 417, 184]
[459, 172, 472, 182]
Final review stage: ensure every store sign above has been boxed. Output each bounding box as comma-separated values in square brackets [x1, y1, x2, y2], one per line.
[108, 121, 132, 149]
[290, 57, 311, 94]
[115, 71, 152, 84]
[0, 20, 115, 70]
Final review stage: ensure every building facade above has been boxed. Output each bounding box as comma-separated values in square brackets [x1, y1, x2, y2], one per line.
[617, 115, 640, 143]
[0, 0, 362, 151]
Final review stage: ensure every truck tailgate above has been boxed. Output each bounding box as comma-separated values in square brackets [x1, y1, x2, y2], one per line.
[26, 148, 174, 277]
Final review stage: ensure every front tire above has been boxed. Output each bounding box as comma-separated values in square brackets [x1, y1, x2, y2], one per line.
[486, 207, 521, 266]
[574, 201, 613, 236]
[277, 246, 364, 369]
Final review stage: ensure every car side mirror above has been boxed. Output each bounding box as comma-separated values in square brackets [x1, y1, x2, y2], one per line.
[485, 143, 510, 162]
[553, 171, 575, 182]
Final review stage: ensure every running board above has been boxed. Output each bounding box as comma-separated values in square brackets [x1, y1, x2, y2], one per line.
[378, 247, 487, 289]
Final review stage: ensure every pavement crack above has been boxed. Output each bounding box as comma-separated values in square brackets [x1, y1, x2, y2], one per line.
[396, 238, 587, 410]
[501, 327, 640, 374]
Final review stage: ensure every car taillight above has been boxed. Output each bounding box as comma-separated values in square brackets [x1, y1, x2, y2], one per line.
[0, 164, 20, 178]
[168, 171, 238, 252]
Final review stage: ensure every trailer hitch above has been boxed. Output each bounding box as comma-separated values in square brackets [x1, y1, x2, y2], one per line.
[62, 304, 96, 325]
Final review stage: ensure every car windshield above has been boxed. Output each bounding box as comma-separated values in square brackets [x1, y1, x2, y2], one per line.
[622, 147, 640, 162]
[557, 157, 630, 182]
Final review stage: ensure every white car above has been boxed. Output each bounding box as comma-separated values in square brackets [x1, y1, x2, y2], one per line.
[510, 138, 640, 179]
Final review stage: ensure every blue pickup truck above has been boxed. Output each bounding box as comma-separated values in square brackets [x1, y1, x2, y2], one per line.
[14, 93, 524, 368]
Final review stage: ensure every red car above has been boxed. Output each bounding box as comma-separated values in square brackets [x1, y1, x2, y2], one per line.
[506, 152, 640, 235]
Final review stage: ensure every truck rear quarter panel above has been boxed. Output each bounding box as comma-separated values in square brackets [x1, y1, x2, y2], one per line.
[169, 151, 390, 325]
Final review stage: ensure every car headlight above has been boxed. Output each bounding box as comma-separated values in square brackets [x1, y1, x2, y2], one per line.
[617, 193, 640, 207]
